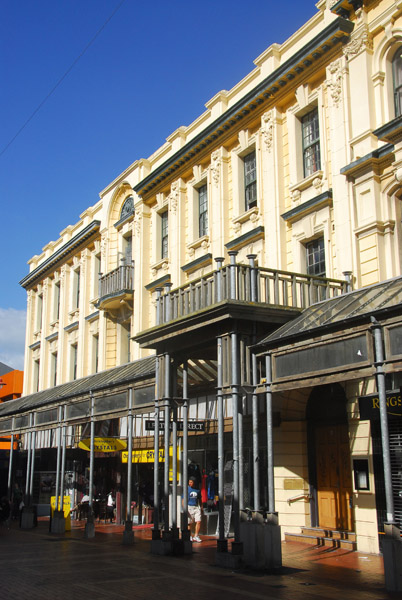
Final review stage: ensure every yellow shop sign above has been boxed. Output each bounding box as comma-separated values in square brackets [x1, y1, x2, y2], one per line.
[121, 449, 165, 463]
[78, 437, 127, 452]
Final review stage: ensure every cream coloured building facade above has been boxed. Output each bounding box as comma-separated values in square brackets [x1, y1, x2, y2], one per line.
[2, 0, 402, 558]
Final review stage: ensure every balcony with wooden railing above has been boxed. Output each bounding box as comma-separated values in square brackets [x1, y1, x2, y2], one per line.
[155, 253, 349, 324]
[136, 252, 350, 349]
[96, 264, 134, 313]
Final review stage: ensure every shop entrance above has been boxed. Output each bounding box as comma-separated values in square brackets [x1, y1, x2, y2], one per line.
[307, 384, 353, 531]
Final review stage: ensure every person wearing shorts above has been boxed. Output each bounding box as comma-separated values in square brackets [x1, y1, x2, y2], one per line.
[188, 476, 202, 542]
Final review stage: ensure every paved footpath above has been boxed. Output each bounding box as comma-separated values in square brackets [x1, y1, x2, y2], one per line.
[0, 519, 398, 600]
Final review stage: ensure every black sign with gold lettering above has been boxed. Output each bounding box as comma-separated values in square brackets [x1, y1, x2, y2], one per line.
[145, 420, 205, 432]
[358, 392, 402, 420]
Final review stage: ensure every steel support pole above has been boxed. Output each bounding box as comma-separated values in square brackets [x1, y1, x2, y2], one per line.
[84, 393, 96, 538]
[252, 352, 260, 511]
[55, 406, 63, 511]
[238, 399, 244, 511]
[127, 387, 133, 522]
[231, 331, 241, 543]
[89, 393, 95, 511]
[217, 337, 227, 550]
[171, 364, 178, 537]
[7, 418, 15, 501]
[182, 361, 189, 538]
[153, 357, 160, 538]
[122, 386, 134, 544]
[163, 353, 171, 536]
[59, 407, 67, 512]
[29, 415, 36, 506]
[25, 415, 32, 505]
[371, 318, 395, 523]
[265, 354, 275, 513]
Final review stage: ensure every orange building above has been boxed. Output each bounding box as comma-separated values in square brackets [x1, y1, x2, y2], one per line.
[0, 369, 23, 451]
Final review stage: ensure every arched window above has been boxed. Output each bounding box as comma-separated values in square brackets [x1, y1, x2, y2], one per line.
[120, 196, 134, 221]
[392, 49, 402, 117]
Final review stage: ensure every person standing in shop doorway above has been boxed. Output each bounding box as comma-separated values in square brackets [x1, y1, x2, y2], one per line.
[188, 476, 202, 542]
[106, 490, 115, 522]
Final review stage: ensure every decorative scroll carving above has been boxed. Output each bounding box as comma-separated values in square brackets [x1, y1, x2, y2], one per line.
[343, 26, 373, 60]
[101, 235, 108, 263]
[261, 111, 274, 151]
[313, 176, 323, 193]
[326, 59, 343, 107]
[169, 181, 179, 214]
[59, 265, 67, 286]
[250, 208, 260, 224]
[134, 211, 142, 237]
[290, 189, 301, 205]
[211, 151, 221, 187]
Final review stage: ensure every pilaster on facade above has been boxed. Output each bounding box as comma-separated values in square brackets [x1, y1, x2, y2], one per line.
[325, 55, 355, 279]
[209, 147, 230, 261]
[260, 108, 286, 271]
[344, 15, 377, 158]
[167, 179, 186, 286]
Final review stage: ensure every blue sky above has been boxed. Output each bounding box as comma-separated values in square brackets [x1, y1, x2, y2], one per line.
[0, 0, 315, 369]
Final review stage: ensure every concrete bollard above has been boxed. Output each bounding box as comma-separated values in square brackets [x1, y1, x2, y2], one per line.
[50, 509, 65, 534]
[240, 512, 282, 571]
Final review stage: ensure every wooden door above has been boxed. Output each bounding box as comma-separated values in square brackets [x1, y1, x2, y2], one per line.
[315, 423, 353, 531]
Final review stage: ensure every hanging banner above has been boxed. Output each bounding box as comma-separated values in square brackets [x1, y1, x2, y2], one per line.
[78, 437, 127, 452]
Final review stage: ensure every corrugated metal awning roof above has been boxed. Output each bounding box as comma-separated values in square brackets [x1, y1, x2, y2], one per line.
[0, 356, 156, 417]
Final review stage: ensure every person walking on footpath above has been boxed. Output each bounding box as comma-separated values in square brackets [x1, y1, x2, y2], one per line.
[188, 476, 202, 542]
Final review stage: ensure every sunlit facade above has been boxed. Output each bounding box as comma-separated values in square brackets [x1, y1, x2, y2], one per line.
[2, 0, 402, 557]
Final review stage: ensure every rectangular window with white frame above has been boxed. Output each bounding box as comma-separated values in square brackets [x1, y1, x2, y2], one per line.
[34, 359, 40, 392]
[51, 352, 57, 387]
[198, 183, 208, 237]
[93, 254, 101, 299]
[53, 282, 60, 322]
[244, 150, 257, 210]
[72, 268, 80, 310]
[302, 108, 321, 177]
[161, 211, 168, 259]
[71, 343, 78, 381]
[36, 293, 43, 331]
[393, 49, 402, 118]
[92, 334, 99, 374]
[305, 237, 326, 277]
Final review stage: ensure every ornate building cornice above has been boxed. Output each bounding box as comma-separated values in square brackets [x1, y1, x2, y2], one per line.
[133, 17, 354, 198]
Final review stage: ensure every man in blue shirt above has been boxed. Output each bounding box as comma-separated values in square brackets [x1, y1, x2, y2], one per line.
[188, 476, 202, 542]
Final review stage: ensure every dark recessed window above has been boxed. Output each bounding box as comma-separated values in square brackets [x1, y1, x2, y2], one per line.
[302, 108, 321, 177]
[244, 151, 257, 210]
[198, 184, 208, 237]
[161, 211, 168, 259]
[306, 237, 325, 277]
[393, 49, 402, 117]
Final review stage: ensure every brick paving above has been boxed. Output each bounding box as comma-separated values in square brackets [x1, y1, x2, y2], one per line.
[0, 518, 398, 600]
